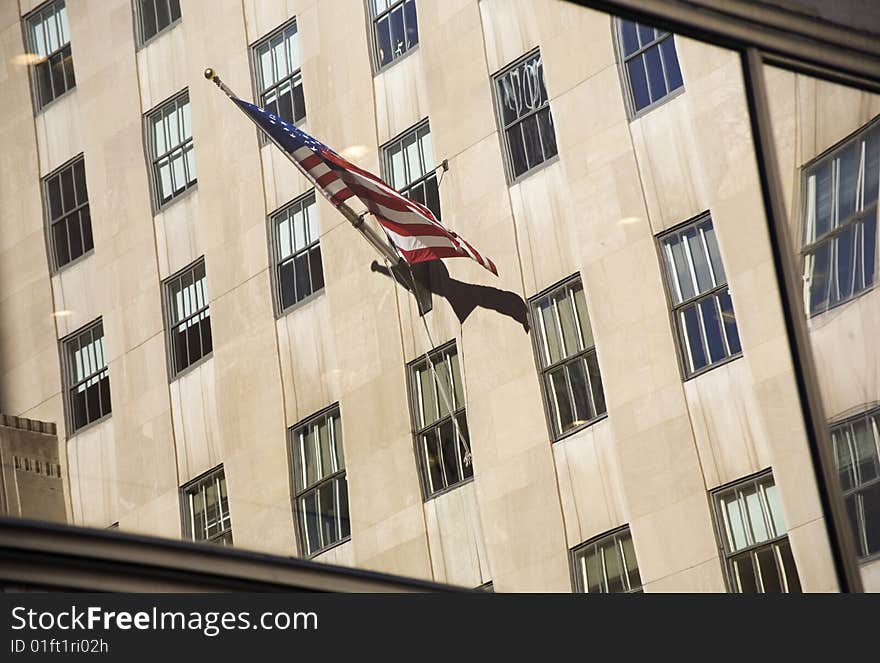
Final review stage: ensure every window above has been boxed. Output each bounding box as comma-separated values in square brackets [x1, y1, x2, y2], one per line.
[713, 473, 801, 593]
[370, 0, 418, 70]
[290, 406, 350, 557]
[164, 258, 212, 377]
[25, 0, 75, 110]
[659, 214, 741, 377]
[182, 466, 232, 545]
[530, 276, 606, 440]
[271, 192, 324, 312]
[617, 19, 683, 115]
[383, 121, 440, 219]
[146, 91, 196, 207]
[572, 527, 642, 593]
[135, 0, 180, 44]
[61, 319, 110, 434]
[802, 120, 879, 316]
[831, 408, 880, 559]
[408, 342, 471, 498]
[493, 50, 558, 182]
[252, 19, 305, 127]
[44, 155, 93, 270]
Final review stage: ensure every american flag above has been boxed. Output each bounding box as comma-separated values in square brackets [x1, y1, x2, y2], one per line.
[233, 99, 498, 276]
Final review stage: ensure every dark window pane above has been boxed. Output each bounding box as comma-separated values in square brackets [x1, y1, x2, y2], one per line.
[141, 0, 158, 40]
[756, 547, 783, 593]
[637, 23, 656, 47]
[567, 358, 593, 424]
[521, 114, 543, 170]
[731, 553, 758, 592]
[53, 221, 70, 266]
[808, 241, 831, 314]
[837, 142, 860, 225]
[424, 176, 441, 219]
[602, 542, 626, 593]
[812, 160, 833, 240]
[718, 290, 741, 355]
[36, 61, 53, 107]
[72, 387, 88, 431]
[338, 476, 350, 539]
[99, 373, 111, 417]
[863, 482, 880, 556]
[423, 431, 444, 493]
[278, 87, 294, 124]
[700, 296, 726, 363]
[68, 213, 83, 260]
[292, 78, 306, 122]
[303, 492, 320, 553]
[48, 176, 63, 220]
[389, 6, 405, 60]
[309, 245, 324, 294]
[186, 321, 202, 365]
[439, 419, 461, 488]
[279, 260, 296, 309]
[845, 494, 862, 555]
[156, 0, 171, 31]
[319, 482, 337, 547]
[620, 20, 639, 56]
[457, 414, 473, 480]
[200, 313, 212, 357]
[50, 52, 65, 98]
[865, 216, 877, 291]
[73, 160, 87, 205]
[537, 108, 558, 161]
[376, 16, 392, 66]
[294, 251, 311, 301]
[62, 46, 75, 89]
[86, 380, 101, 423]
[644, 45, 666, 103]
[627, 56, 650, 111]
[835, 223, 856, 301]
[681, 304, 707, 372]
[265, 96, 279, 120]
[60, 167, 75, 214]
[80, 207, 93, 253]
[659, 37, 683, 91]
[174, 328, 188, 373]
[506, 125, 528, 178]
[404, 0, 418, 48]
[586, 352, 606, 416]
[549, 367, 574, 434]
[170, 0, 181, 23]
[777, 539, 802, 592]
[408, 182, 426, 207]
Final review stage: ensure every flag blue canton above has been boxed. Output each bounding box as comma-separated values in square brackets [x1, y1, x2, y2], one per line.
[233, 98, 334, 156]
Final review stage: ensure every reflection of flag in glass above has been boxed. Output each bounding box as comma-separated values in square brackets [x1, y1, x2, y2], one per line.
[233, 98, 498, 275]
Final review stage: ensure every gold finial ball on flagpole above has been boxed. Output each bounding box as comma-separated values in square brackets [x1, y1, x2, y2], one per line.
[204, 68, 215, 80]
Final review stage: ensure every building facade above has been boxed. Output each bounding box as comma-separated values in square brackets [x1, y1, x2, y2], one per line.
[0, 0, 877, 591]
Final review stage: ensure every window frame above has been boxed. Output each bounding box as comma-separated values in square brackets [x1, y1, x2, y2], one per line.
[380, 118, 441, 219]
[133, 0, 182, 48]
[41, 153, 94, 273]
[798, 115, 880, 318]
[287, 403, 351, 558]
[656, 212, 743, 381]
[180, 465, 233, 546]
[490, 47, 559, 185]
[570, 525, 643, 593]
[527, 273, 608, 443]
[162, 257, 213, 380]
[710, 470, 802, 593]
[144, 89, 197, 213]
[612, 16, 686, 120]
[268, 190, 325, 317]
[23, 0, 76, 113]
[830, 406, 880, 561]
[249, 16, 306, 146]
[59, 318, 111, 436]
[406, 340, 473, 501]
[367, 0, 420, 74]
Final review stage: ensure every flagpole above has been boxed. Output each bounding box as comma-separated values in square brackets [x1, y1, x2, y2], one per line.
[203, 67, 402, 266]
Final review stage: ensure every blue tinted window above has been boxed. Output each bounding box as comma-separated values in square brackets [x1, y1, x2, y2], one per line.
[618, 19, 684, 113]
